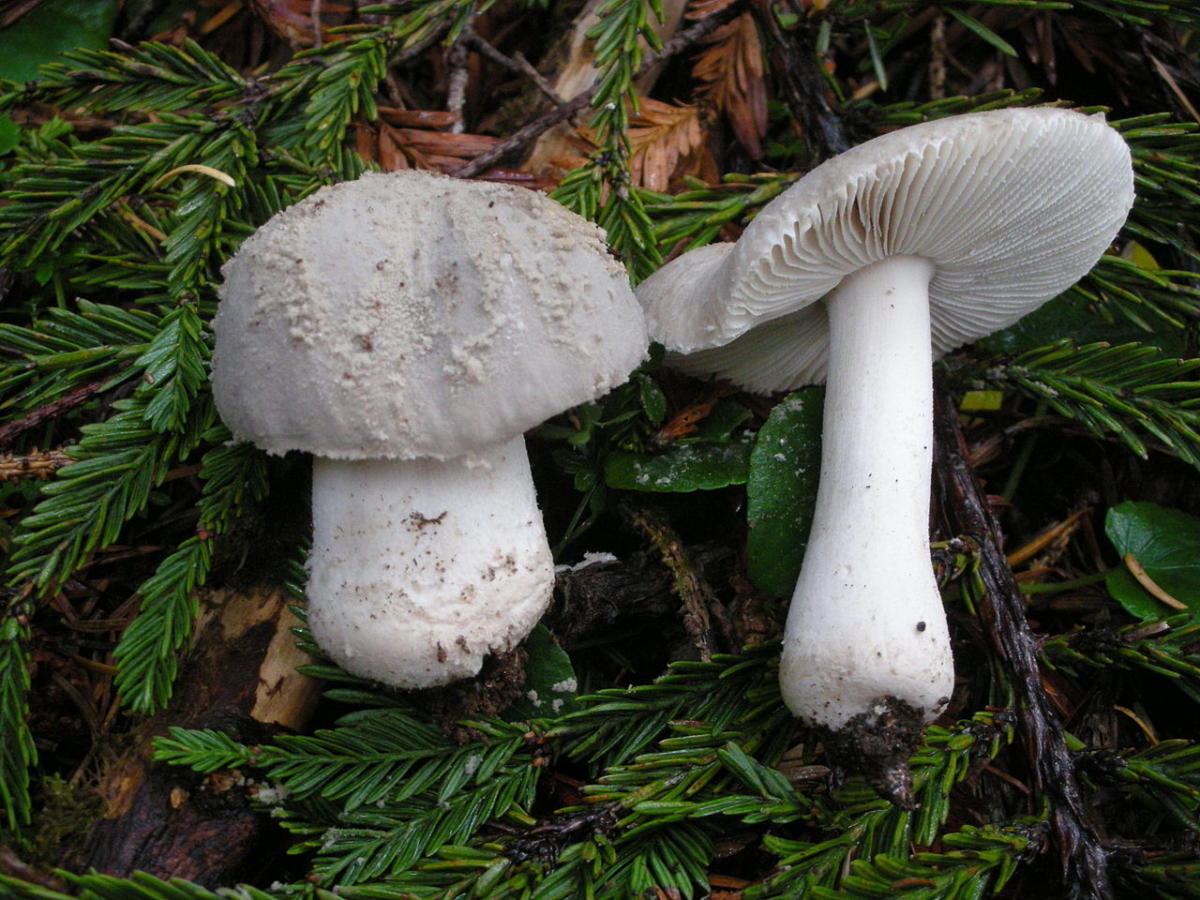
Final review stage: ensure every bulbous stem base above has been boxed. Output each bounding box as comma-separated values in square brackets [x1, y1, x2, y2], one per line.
[306, 436, 554, 688]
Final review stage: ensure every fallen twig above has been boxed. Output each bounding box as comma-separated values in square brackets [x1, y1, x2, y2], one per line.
[932, 389, 1112, 900]
[462, 29, 569, 107]
[0, 379, 110, 450]
[0, 448, 72, 482]
[751, 0, 848, 158]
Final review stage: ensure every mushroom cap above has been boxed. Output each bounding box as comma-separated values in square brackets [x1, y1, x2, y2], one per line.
[637, 107, 1134, 393]
[213, 170, 647, 460]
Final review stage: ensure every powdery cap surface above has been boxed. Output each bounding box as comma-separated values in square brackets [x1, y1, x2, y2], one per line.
[638, 107, 1135, 393]
[213, 170, 647, 459]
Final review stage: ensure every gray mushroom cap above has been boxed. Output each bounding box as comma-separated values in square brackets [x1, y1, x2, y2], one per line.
[638, 107, 1135, 392]
[213, 170, 647, 460]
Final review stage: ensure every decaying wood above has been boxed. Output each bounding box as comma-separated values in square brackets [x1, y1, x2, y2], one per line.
[69, 587, 319, 886]
[932, 390, 1112, 900]
[547, 554, 676, 643]
[748, 0, 847, 159]
[619, 504, 736, 659]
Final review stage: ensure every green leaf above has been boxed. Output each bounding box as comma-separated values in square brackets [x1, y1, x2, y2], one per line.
[0, 0, 118, 83]
[0, 115, 19, 155]
[745, 390, 824, 597]
[638, 375, 667, 426]
[604, 437, 753, 492]
[504, 625, 579, 720]
[1105, 501, 1200, 619]
[693, 400, 752, 440]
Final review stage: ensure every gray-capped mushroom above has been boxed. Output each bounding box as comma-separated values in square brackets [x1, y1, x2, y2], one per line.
[636, 108, 1134, 761]
[213, 170, 647, 688]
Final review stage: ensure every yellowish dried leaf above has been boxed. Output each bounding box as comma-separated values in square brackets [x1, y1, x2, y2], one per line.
[692, 12, 767, 158]
[627, 97, 706, 191]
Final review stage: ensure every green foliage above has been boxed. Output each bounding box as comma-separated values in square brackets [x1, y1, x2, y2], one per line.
[971, 341, 1200, 471]
[504, 625, 580, 720]
[601, 398, 752, 491]
[745, 388, 823, 597]
[0, 115, 18, 155]
[147, 644, 1031, 898]
[538, 366, 664, 551]
[644, 174, 793, 256]
[23, 39, 246, 112]
[1112, 740, 1200, 830]
[7, 397, 211, 592]
[113, 437, 269, 713]
[157, 707, 540, 886]
[0, 871, 273, 900]
[3, 0, 1200, 892]
[1105, 501, 1200, 619]
[0, 616, 34, 831]
[1043, 613, 1200, 704]
[0, 0, 118, 83]
[604, 437, 754, 492]
[552, 0, 664, 280]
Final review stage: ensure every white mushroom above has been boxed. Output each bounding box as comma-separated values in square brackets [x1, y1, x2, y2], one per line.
[212, 170, 647, 688]
[637, 108, 1134, 745]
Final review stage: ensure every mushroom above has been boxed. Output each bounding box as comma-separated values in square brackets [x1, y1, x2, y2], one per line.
[212, 170, 647, 688]
[636, 108, 1133, 760]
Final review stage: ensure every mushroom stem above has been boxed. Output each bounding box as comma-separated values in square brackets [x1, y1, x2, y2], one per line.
[780, 255, 954, 731]
[306, 435, 554, 688]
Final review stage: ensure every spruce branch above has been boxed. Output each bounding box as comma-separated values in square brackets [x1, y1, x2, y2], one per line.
[147, 640, 1016, 899]
[156, 709, 540, 885]
[0, 870, 269, 900]
[0, 300, 158, 414]
[1043, 614, 1200, 705]
[0, 449, 72, 482]
[6, 396, 213, 593]
[550, 0, 668, 280]
[113, 436, 269, 714]
[1107, 740, 1200, 830]
[795, 823, 1038, 900]
[970, 341, 1200, 471]
[10, 39, 249, 114]
[0, 614, 34, 831]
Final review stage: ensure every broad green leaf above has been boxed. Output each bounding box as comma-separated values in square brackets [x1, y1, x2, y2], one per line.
[0, 115, 19, 155]
[745, 389, 823, 597]
[693, 400, 752, 440]
[0, 0, 118, 83]
[960, 390, 1004, 412]
[504, 625, 578, 720]
[1105, 501, 1200, 619]
[1121, 240, 1161, 270]
[604, 437, 753, 492]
